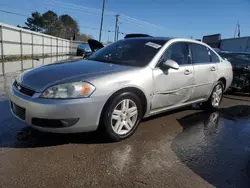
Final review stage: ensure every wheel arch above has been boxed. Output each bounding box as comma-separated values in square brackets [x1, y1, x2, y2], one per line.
[206, 78, 226, 101]
[98, 87, 148, 126]
[218, 77, 227, 91]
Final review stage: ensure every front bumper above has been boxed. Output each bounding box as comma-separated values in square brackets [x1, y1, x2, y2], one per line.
[8, 86, 106, 133]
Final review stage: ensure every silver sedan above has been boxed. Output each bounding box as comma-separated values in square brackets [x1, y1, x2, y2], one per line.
[8, 37, 233, 141]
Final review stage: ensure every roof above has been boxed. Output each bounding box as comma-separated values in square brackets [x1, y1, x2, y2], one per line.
[122, 36, 211, 49]
[124, 36, 206, 43]
[220, 51, 250, 55]
[124, 34, 152, 38]
[124, 36, 173, 41]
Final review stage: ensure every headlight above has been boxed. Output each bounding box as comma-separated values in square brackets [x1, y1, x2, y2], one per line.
[41, 82, 95, 99]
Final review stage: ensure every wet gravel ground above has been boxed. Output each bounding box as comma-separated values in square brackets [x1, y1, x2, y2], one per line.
[1, 74, 250, 188]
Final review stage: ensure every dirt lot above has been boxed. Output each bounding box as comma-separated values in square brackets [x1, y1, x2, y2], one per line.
[1, 74, 250, 187]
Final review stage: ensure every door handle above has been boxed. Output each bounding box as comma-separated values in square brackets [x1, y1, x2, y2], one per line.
[184, 70, 192, 75]
[211, 66, 216, 71]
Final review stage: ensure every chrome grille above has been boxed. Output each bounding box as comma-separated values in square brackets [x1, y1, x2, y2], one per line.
[13, 81, 35, 97]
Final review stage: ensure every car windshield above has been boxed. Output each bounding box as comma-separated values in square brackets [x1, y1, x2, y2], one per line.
[220, 53, 250, 66]
[88, 38, 167, 67]
[78, 44, 92, 52]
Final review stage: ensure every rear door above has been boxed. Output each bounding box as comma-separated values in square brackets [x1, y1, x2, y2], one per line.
[189, 43, 219, 100]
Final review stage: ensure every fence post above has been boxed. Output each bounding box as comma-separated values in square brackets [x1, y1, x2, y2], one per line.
[0, 25, 4, 75]
[56, 38, 58, 62]
[42, 35, 44, 65]
[31, 33, 34, 68]
[70, 38, 72, 55]
[50, 37, 52, 57]
[20, 29, 23, 71]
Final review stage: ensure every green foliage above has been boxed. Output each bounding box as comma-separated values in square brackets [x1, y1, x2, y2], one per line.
[59, 14, 80, 39]
[23, 10, 91, 41]
[25, 12, 44, 32]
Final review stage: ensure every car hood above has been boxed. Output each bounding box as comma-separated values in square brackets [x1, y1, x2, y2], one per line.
[19, 60, 136, 92]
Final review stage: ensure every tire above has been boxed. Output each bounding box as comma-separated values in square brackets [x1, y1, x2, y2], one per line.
[100, 92, 143, 142]
[203, 81, 224, 110]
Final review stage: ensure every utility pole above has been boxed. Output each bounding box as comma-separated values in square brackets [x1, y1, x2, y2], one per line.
[234, 21, 240, 38]
[234, 23, 237, 38]
[114, 14, 119, 41]
[116, 26, 119, 41]
[99, 0, 106, 42]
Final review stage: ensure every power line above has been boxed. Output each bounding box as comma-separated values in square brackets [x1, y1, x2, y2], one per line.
[119, 17, 161, 30]
[42, 0, 114, 16]
[120, 14, 162, 29]
[0, 8, 115, 34]
[76, 26, 115, 33]
[2, 0, 164, 32]
[41, 0, 160, 29]
[0, 9, 28, 17]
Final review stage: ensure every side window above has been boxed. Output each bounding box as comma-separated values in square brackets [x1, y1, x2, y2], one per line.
[210, 50, 220, 63]
[190, 43, 210, 64]
[161, 42, 189, 65]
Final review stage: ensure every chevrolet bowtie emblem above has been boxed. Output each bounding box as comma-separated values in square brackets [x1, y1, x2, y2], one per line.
[17, 85, 22, 91]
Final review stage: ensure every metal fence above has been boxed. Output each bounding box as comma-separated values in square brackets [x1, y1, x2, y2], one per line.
[0, 22, 71, 75]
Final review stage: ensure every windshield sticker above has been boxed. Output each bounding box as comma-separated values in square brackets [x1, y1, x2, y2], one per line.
[145, 42, 162, 49]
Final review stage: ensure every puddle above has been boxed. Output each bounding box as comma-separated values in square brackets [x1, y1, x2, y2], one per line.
[172, 106, 250, 188]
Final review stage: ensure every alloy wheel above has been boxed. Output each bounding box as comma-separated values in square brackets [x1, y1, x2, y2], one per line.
[111, 99, 138, 135]
[211, 84, 223, 107]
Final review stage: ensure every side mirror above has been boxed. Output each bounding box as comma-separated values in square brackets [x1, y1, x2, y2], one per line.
[162, 59, 180, 70]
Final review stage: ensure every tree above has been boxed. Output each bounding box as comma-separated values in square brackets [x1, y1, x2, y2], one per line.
[76, 34, 93, 42]
[25, 12, 44, 32]
[17, 25, 30, 30]
[59, 14, 80, 39]
[23, 11, 82, 39]
[42, 11, 60, 36]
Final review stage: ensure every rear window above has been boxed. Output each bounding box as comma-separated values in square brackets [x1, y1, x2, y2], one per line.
[210, 50, 220, 62]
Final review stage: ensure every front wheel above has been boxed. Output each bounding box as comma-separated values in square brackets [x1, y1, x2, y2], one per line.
[100, 92, 143, 142]
[203, 81, 224, 110]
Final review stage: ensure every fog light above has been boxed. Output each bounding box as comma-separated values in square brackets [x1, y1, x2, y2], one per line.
[32, 118, 79, 128]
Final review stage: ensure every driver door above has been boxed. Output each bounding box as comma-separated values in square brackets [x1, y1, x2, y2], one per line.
[151, 42, 194, 110]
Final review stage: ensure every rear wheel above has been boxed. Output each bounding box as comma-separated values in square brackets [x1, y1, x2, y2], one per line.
[203, 81, 224, 110]
[100, 92, 143, 141]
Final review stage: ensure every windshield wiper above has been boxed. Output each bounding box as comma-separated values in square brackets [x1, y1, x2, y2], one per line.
[88, 58, 116, 64]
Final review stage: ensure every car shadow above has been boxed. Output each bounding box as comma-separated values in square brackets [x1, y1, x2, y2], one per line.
[0, 97, 112, 148]
[225, 91, 250, 97]
[171, 105, 250, 188]
[0, 95, 197, 149]
[224, 95, 250, 102]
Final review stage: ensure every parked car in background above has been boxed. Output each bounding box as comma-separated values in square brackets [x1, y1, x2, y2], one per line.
[220, 52, 250, 95]
[8, 37, 232, 141]
[77, 39, 105, 58]
[76, 43, 92, 56]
